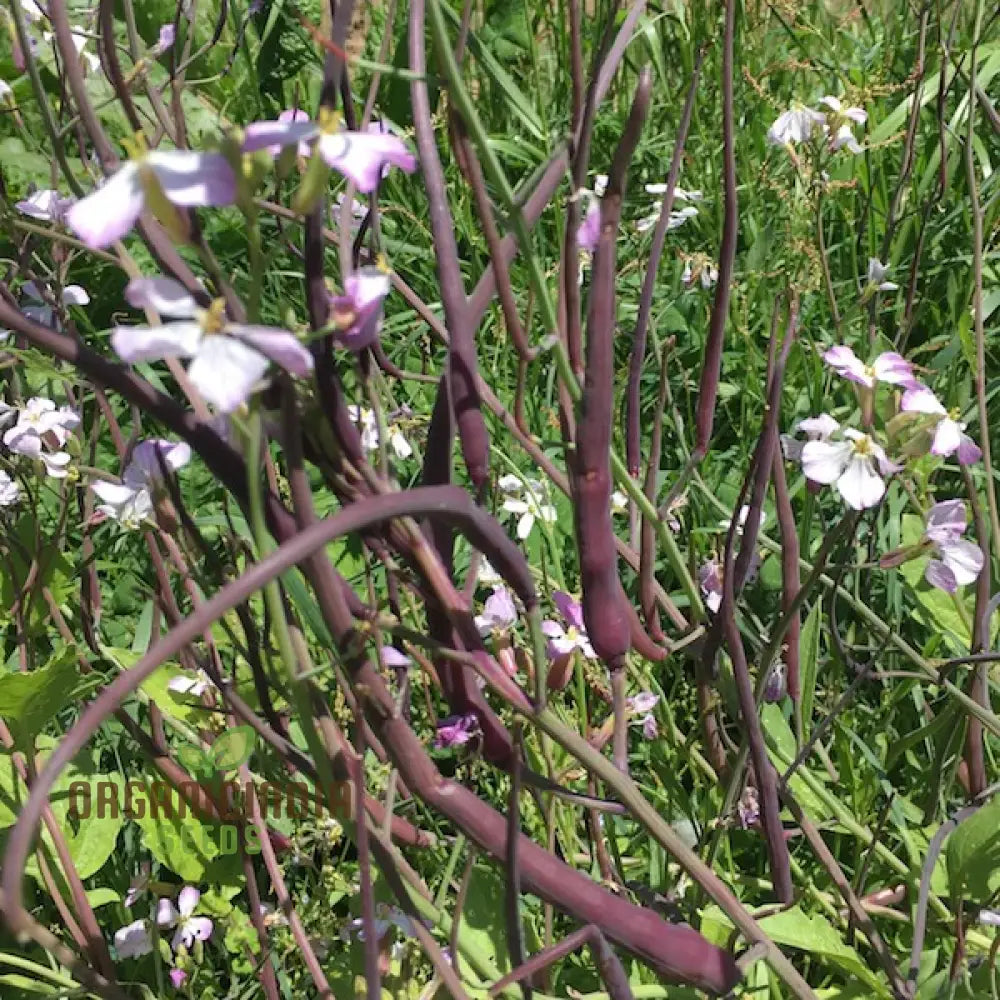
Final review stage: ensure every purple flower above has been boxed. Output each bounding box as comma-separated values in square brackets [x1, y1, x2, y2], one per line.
[169, 968, 187, 988]
[699, 560, 723, 614]
[541, 591, 596, 659]
[763, 661, 786, 702]
[901, 386, 981, 465]
[475, 586, 517, 635]
[328, 266, 391, 350]
[111, 276, 313, 412]
[242, 111, 417, 193]
[380, 645, 411, 668]
[822, 345, 917, 390]
[627, 691, 659, 740]
[154, 24, 176, 55]
[66, 150, 236, 249]
[114, 919, 153, 959]
[737, 787, 760, 829]
[157, 886, 213, 951]
[922, 500, 984, 593]
[434, 713, 479, 749]
[577, 198, 601, 252]
[15, 188, 74, 223]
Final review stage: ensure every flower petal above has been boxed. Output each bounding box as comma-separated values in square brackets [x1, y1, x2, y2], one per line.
[823, 345, 870, 386]
[125, 276, 198, 318]
[111, 321, 203, 363]
[148, 151, 236, 208]
[553, 591, 585, 631]
[924, 558, 957, 593]
[242, 118, 318, 156]
[318, 131, 418, 193]
[65, 163, 145, 249]
[801, 439, 851, 484]
[232, 325, 314, 377]
[871, 352, 915, 386]
[931, 417, 962, 457]
[836, 455, 884, 510]
[186, 335, 269, 412]
[177, 886, 201, 918]
[156, 899, 179, 927]
[900, 385, 945, 415]
[957, 433, 982, 465]
[925, 499, 967, 543]
[939, 539, 984, 586]
[114, 919, 153, 959]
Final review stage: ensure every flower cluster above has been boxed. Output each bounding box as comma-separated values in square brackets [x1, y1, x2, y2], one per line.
[1, 396, 78, 479]
[498, 474, 557, 540]
[767, 96, 867, 154]
[91, 438, 191, 530]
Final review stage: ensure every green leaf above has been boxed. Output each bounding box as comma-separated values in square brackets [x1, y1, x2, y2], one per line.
[210, 726, 256, 772]
[946, 795, 1000, 904]
[0, 651, 80, 745]
[702, 905, 890, 997]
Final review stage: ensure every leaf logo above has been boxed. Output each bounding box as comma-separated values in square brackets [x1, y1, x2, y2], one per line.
[175, 726, 255, 778]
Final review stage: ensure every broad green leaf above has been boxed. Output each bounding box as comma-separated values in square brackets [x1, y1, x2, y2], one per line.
[211, 726, 256, 771]
[761, 704, 830, 819]
[702, 905, 890, 996]
[0, 651, 80, 744]
[946, 794, 1000, 904]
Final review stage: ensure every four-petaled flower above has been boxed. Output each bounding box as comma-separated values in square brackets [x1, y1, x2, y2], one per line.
[328, 266, 392, 350]
[157, 887, 213, 952]
[541, 591, 596, 659]
[112, 276, 313, 412]
[242, 110, 417, 193]
[866, 258, 899, 292]
[434, 713, 479, 749]
[20, 279, 90, 329]
[781, 412, 840, 462]
[16, 188, 74, 223]
[922, 500, 984, 593]
[801, 427, 900, 510]
[498, 474, 557, 540]
[475, 586, 517, 635]
[113, 918, 153, 959]
[766, 104, 826, 146]
[822, 345, 917, 389]
[626, 691, 659, 740]
[699, 559, 723, 613]
[91, 439, 190, 528]
[818, 96, 867, 153]
[66, 148, 236, 249]
[3, 397, 78, 478]
[346, 404, 413, 459]
[900, 386, 981, 465]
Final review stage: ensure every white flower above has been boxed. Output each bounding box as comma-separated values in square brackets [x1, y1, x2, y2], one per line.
[346, 404, 412, 459]
[637, 204, 698, 234]
[822, 345, 916, 389]
[112, 277, 313, 413]
[818, 96, 867, 154]
[340, 903, 418, 943]
[0, 470, 19, 506]
[593, 174, 608, 197]
[801, 428, 900, 510]
[866, 258, 898, 292]
[114, 919, 153, 960]
[168, 669, 212, 697]
[781, 412, 840, 461]
[477, 557, 503, 586]
[157, 887, 213, 951]
[20, 280, 89, 329]
[644, 183, 703, 202]
[91, 438, 191, 529]
[611, 490, 628, 514]
[922, 500, 984, 593]
[767, 105, 826, 146]
[499, 476, 557, 540]
[41, 28, 101, 74]
[15, 189, 74, 222]
[900, 386, 981, 465]
[0, 80, 12, 103]
[3, 397, 79, 477]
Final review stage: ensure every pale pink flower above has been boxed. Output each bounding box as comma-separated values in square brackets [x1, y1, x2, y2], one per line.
[577, 198, 601, 252]
[822, 345, 917, 389]
[767, 104, 826, 146]
[328, 266, 391, 350]
[242, 115, 417, 193]
[922, 500, 984, 593]
[112, 276, 313, 412]
[699, 560, 723, 613]
[66, 150, 236, 249]
[801, 428, 900, 510]
[157, 887, 213, 951]
[541, 592, 596, 659]
[900, 386, 981, 464]
[818, 96, 867, 153]
[434, 713, 479, 749]
[15, 188, 74, 223]
[474, 586, 517, 635]
[114, 919, 153, 959]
